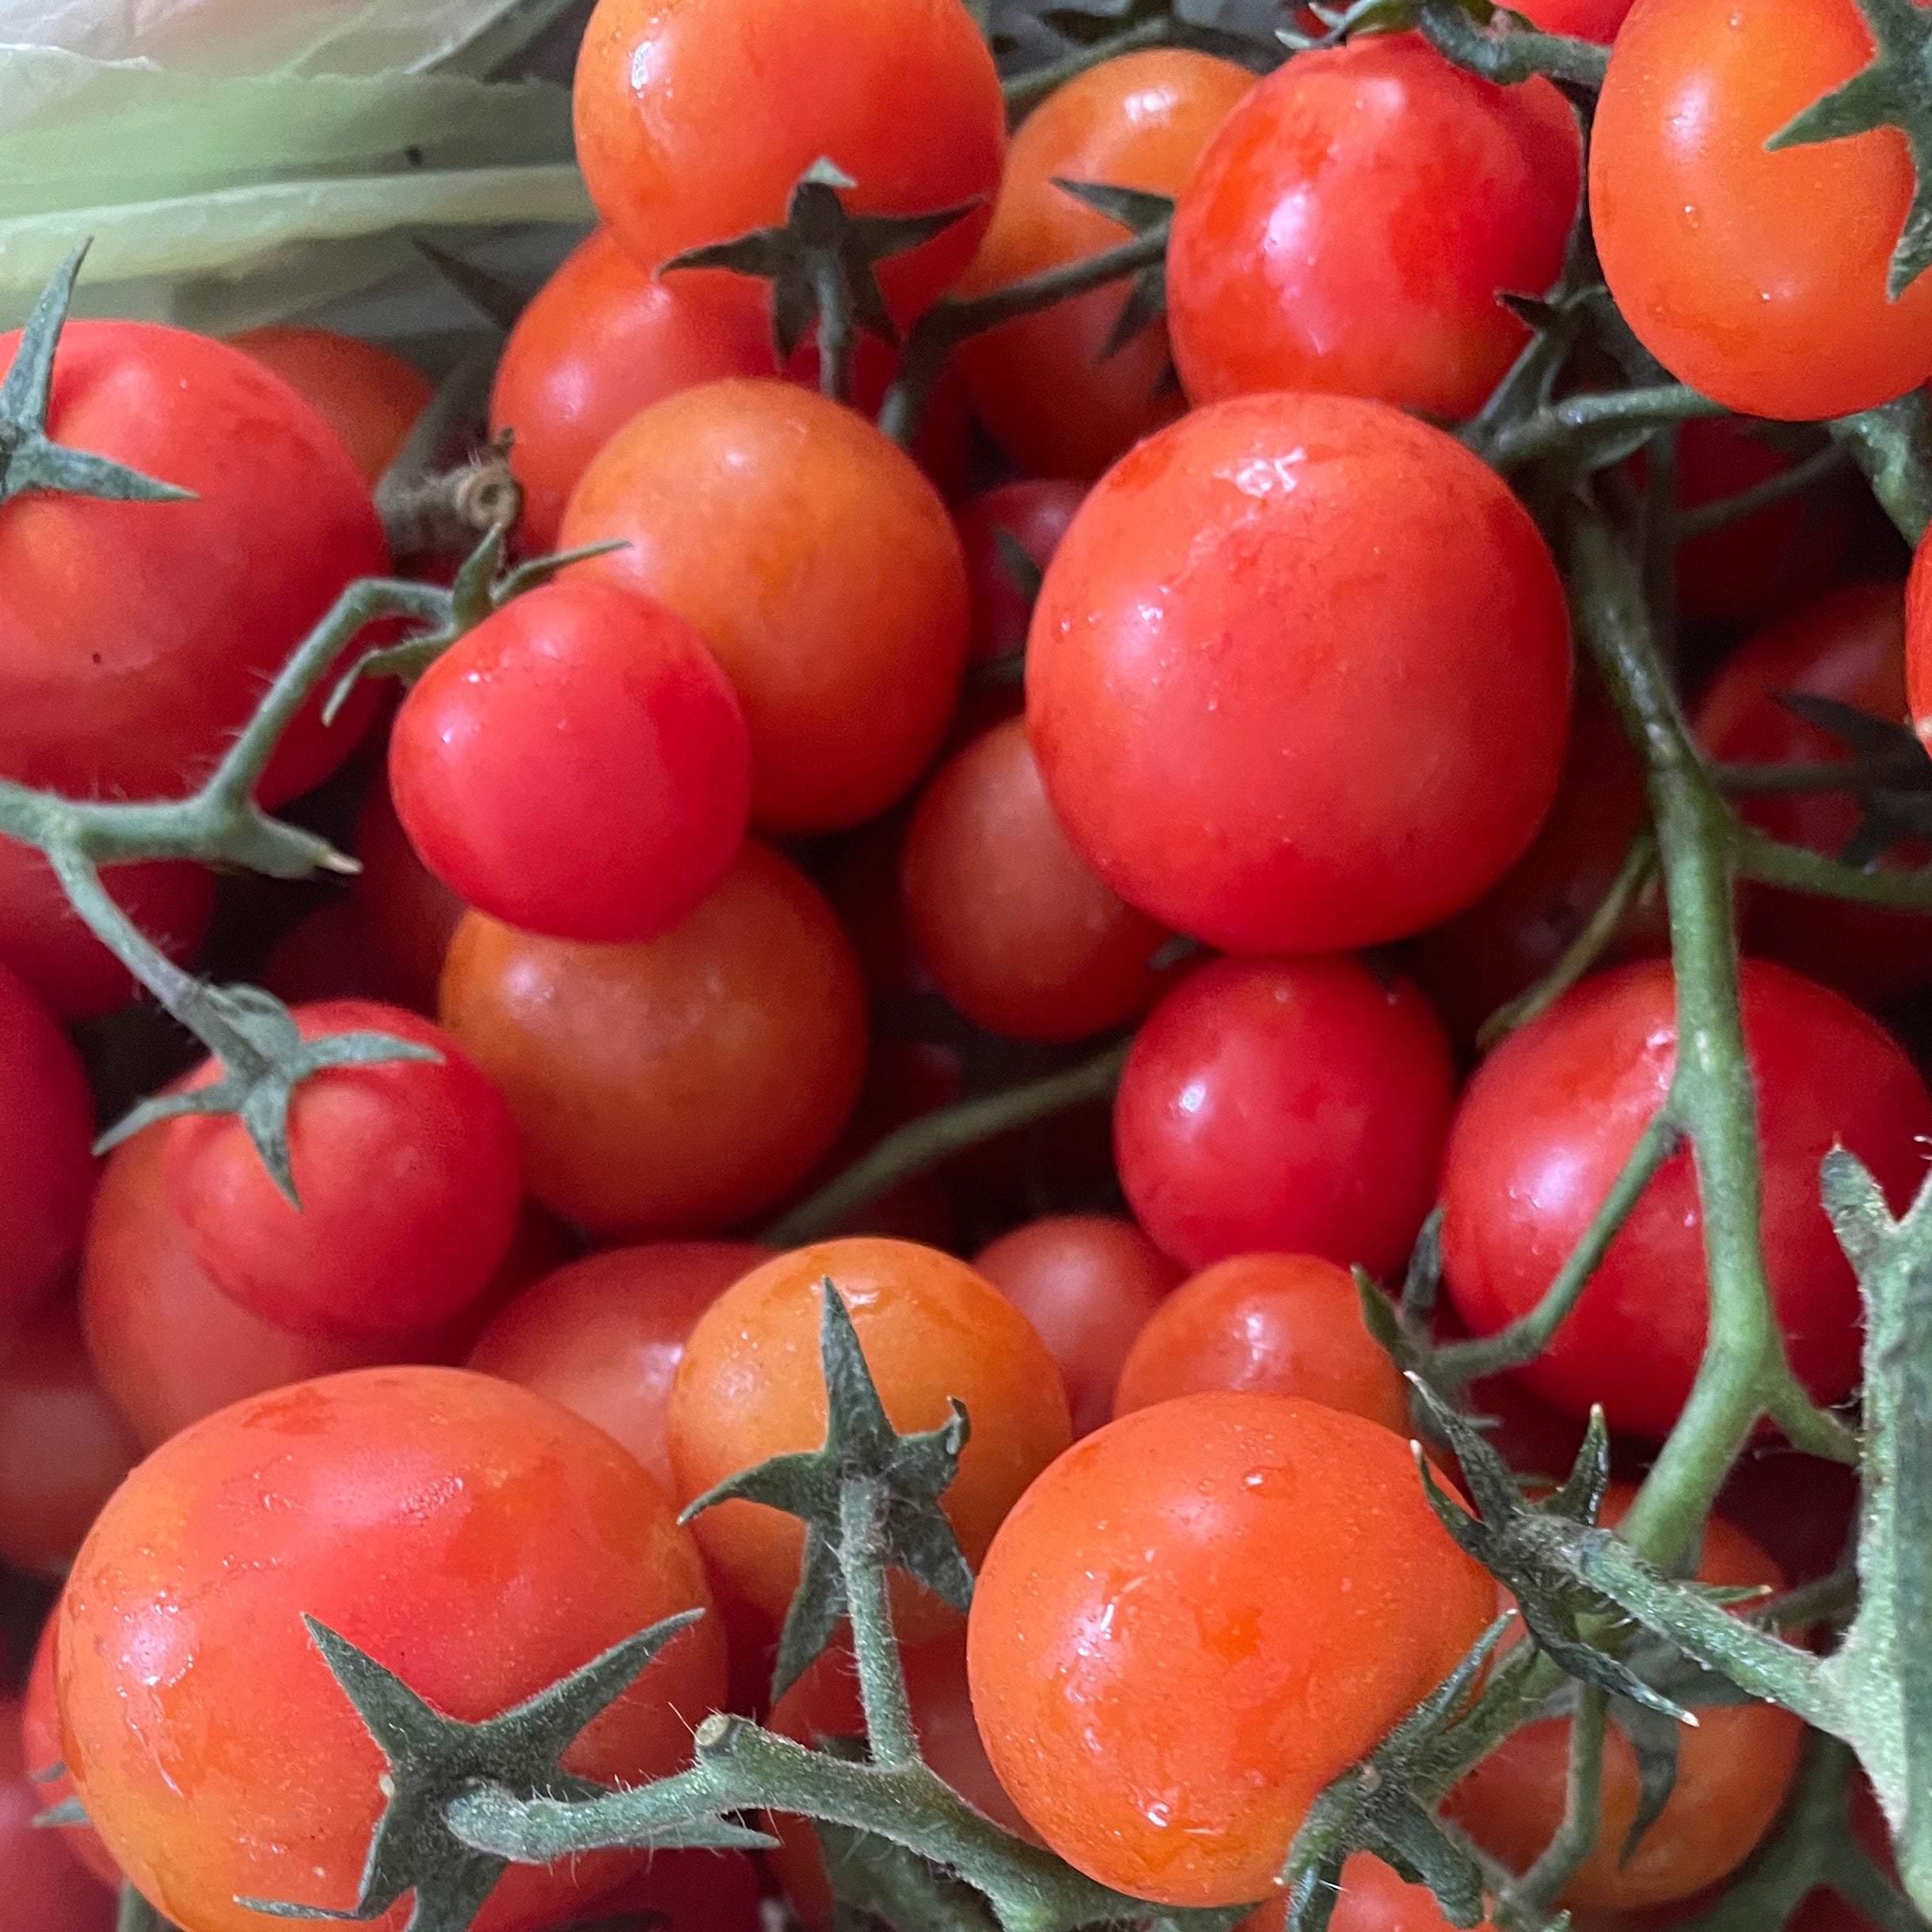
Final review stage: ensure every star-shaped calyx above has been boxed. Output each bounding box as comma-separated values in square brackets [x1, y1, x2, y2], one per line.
[241, 1614, 763, 1932]
[0, 243, 196, 508]
[681, 1281, 976, 1701]
[1050, 179, 1176, 371]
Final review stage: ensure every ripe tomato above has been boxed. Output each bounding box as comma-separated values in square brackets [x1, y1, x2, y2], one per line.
[972, 1215, 1181, 1436]
[1510, 0, 1633, 33]
[1904, 514, 1932, 740]
[573, 0, 1002, 321]
[23, 1608, 121, 1888]
[1167, 37, 1579, 418]
[261, 899, 403, 1009]
[0, 1296, 139, 1575]
[229, 327, 434, 486]
[0, 320, 386, 808]
[576, 1849, 765, 1932]
[956, 480, 1087, 664]
[667, 1238, 1071, 1640]
[1697, 580, 1932, 1006]
[353, 774, 466, 1014]
[1592, 0, 1932, 420]
[767, 1631, 1029, 1927]
[390, 579, 751, 942]
[59, 1367, 726, 1932]
[1026, 394, 1573, 953]
[1441, 959, 1932, 1436]
[1114, 956, 1456, 1279]
[1446, 1487, 1802, 1907]
[1, 1689, 116, 1932]
[0, 960, 94, 1328]
[439, 842, 868, 1234]
[1113, 1253, 1410, 1434]
[468, 1242, 767, 1495]
[561, 378, 970, 834]
[1238, 1853, 1494, 1931]
[902, 717, 1184, 1042]
[954, 51, 1254, 478]
[161, 998, 523, 1339]
[968, 1392, 1495, 1907]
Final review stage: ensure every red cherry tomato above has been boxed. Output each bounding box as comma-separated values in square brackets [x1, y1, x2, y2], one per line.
[573, 0, 1003, 321]
[439, 842, 868, 1235]
[1113, 1252, 1410, 1434]
[956, 480, 1087, 664]
[261, 899, 402, 1009]
[59, 1367, 727, 1932]
[1168, 36, 1580, 419]
[1592, 0, 1932, 420]
[467, 1242, 767, 1496]
[0, 320, 386, 808]
[161, 999, 523, 1339]
[0, 960, 95, 1329]
[968, 1392, 1496, 1907]
[954, 51, 1255, 478]
[1114, 956, 1456, 1279]
[390, 579, 751, 942]
[228, 327, 434, 486]
[1697, 580, 1932, 1006]
[22, 1607, 121, 1888]
[1, 1687, 116, 1932]
[903, 717, 1184, 1042]
[353, 774, 466, 1014]
[1903, 517, 1932, 740]
[1441, 959, 1932, 1436]
[576, 1849, 765, 1932]
[972, 1215, 1181, 1436]
[561, 378, 970, 834]
[667, 1238, 1071, 1641]
[1238, 1853, 1496, 1931]
[1026, 393, 1573, 953]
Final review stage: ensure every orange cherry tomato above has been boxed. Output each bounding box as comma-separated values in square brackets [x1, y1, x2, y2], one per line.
[228, 328, 434, 485]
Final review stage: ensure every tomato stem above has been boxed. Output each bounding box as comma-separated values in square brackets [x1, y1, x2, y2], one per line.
[839, 1478, 924, 1770]
[1831, 388, 1932, 545]
[1414, 0, 1609, 90]
[1498, 1686, 1607, 1924]
[1002, 16, 1185, 113]
[1485, 386, 1726, 475]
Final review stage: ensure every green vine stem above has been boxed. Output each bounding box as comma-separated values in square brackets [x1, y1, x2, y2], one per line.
[1504, 1686, 1607, 1921]
[840, 1479, 923, 1771]
[1002, 16, 1178, 111]
[1734, 831, 1932, 911]
[1485, 387, 1727, 475]
[1671, 442, 1851, 542]
[1831, 388, 1932, 544]
[1415, 0, 1609, 89]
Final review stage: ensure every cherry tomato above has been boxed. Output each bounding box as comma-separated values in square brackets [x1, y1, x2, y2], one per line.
[261, 899, 402, 1008]
[229, 328, 434, 485]
[968, 1392, 1496, 1907]
[767, 1632, 1029, 1927]
[667, 1238, 1071, 1641]
[1026, 393, 1573, 952]
[1717, 1446, 1859, 1588]
[439, 842, 868, 1234]
[0, 320, 386, 808]
[390, 579, 751, 942]
[575, 1849, 765, 1932]
[903, 717, 1184, 1042]
[0, 1688, 116, 1932]
[972, 1215, 1181, 1436]
[59, 1367, 726, 1932]
[1441, 959, 1932, 1436]
[1113, 1253, 1410, 1434]
[353, 774, 466, 1014]
[1510, 0, 1633, 34]
[1238, 1853, 1495, 1931]
[1446, 1486, 1803, 1907]
[573, 0, 1003, 321]
[1696, 580, 1932, 1006]
[0, 960, 95, 1329]
[1167, 37, 1579, 419]
[954, 51, 1254, 478]
[1908, 521, 1932, 736]
[561, 378, 970, 834]
[161, 998, 524, 1339]
[467, 1242, 768, 1495]
[0, 842, 212, 1020]
[22, 1607, 121, 1888]
[956, 480, 1087, 664]
[1114, 956, 1456, 1278]
[1592, 0, 1932, 420]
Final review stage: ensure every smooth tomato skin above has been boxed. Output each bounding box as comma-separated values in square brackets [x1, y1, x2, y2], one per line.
[668, 1239, 1072, 1640]
[0, 321, 386, 807]
[1239, 1853, 1495, 1931]
[261, 899, 401, 1010]
[1907, 520, 1932, 741]
[972, 1215, 1181, 1436]
[0, 842, 213, 1020]
[561, 378, 971, 834]
[161, 999, 524, 1339]
[1442, 959, 1932, 1436]
[353, 775, 466, 1014]
[956, 480, 1087, 663]
[1, 1690, 116, 1932]
[968, 1392, 1496, 1907]
[59, 1367, 726, 1932]
[1447, 1490, 1802, 1907]
[1509, 0, 1633, 33]
[390, 579, 751, 943]
[467, 1242, 768, 1495]
[1113, 1253, 1410, 1434]
[0, 960, 96, 1326]
[573, 0, 1002, 321]
[1026, 394, 1574, 953]
[1168, 37, 1579, 419]
[954, 51, 1255, 479]
[1592, 0, 1932, 420]
[1115, 956, 1456, 1279]
[576, 1850, 764, 1932]
[1697, 580, 1932, 1006]
[439, 843, 868, 1234]
[903, 718, 1184, 1043]
[228, 328, 433, 486]
[24, 1611, 122, 1888]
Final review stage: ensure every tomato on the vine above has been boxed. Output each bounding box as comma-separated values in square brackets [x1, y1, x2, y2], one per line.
[1510, 0, 1633, 34]
[22, 1607, 120, 1889]
[1238, 1853, 1495, 1931]
[353, 774, 466, 1014]
[1026, 393, 1573, 953]
[229, 327, 434, 486]
[2, 1684, 116, 1932]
